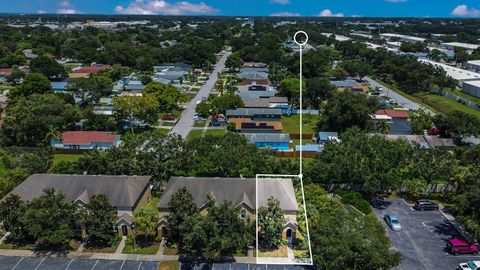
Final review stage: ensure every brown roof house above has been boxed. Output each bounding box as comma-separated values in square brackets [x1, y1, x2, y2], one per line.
[4, 174, 152, 237]
[157, 177, 299, 243]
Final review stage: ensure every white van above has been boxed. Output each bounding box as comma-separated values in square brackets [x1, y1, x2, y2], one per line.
[459, 261, 480, 270]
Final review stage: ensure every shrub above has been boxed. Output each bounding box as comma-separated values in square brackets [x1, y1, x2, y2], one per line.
[335, 189, 372, 214]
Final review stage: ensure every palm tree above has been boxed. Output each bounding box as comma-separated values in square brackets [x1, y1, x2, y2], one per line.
[43, 126, 62, 145]
[215, 80, 225, 95]
[376, 120, 390, 134]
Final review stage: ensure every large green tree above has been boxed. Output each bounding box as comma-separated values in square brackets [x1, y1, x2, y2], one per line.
[84, 194, 117, 247]
[257, 197, 285, 250]
[142, 82, 186, 112]
[167, 187, 199, 246]
[0, 194, 30, 241]
[11, 73, 52, 98]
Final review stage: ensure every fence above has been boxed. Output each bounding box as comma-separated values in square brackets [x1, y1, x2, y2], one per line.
[273, 151, 318, 158]
[431, 89, 480, 110]
[289, 133, 314, 140]
[321, 183, 457, 194]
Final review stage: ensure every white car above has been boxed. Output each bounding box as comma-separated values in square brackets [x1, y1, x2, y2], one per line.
[459, 261, 480, 270]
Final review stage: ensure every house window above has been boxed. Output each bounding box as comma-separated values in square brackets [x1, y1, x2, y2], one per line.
[240, 209, 247, 219]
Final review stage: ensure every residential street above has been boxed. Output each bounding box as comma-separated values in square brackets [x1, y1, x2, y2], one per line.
[363, 76, 422, 110]
[170, 50, 232, 138]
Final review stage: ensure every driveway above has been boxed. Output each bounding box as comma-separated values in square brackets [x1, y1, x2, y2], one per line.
[363, 76, 422, 111]
[372, 198, 479, 270]
[170, 51, 231, 139]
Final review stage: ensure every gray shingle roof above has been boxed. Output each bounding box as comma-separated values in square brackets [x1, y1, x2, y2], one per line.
[226, 108, 283, 117]
[4, 174, 151, 209]
[243, 133, 291, 143]
[157, 177, 298, 212]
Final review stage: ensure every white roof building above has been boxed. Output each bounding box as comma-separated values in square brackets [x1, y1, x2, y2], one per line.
[380, 33, 426, 43]
[419, 59, 480, 85]
[441, 42, 479, 54]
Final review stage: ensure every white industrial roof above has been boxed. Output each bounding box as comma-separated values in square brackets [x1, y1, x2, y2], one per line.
[463, 80, 480, 88]
[380, 33, 426, 42]
[442, 42, 479, 50]
[467, 60, 480, 66]
[419, 59, 480, 81]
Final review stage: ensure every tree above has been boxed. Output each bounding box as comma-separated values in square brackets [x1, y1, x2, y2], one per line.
[1, 94, 81, 146]
[84, 194, 117, 247]
[329, 66, 348, 80]
[257, 197, 285, 250]
[30, 54, 66, 79]
[6, 68, 24, 84]
[167, 187, 199, 246]
[209, 93, 244, 115]
[68, 75, 114, 102]
[376, 120, 390, 134]
[317, 91, 377, 133]
[11, 73, 52, 98]
[143, 82, 186, 112]
[225, 52, 244, 72]
[0, 194, 30, 241]
[0, 168, 29, 199]
[135, 56, 156, 72]
[23, 188, 76, 246]
[133, 206, 159, 240]
[340, 60, 373, 79]
[409, 109, 433, 135]
[305, 77, 335, 109]
[279, 78, 305, 105]
[434, 110, 480, 143]
[113, 95, 160, 132]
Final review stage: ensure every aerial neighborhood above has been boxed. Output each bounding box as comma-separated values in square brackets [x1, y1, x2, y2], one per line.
[0, 7, 479, 270]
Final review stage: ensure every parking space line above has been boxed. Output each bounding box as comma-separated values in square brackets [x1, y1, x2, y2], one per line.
[11, 257, 24, 270]
[64, 259, 74, 270]
[421, 222, 426, 227]
[136, 261, 143, 270]
[34, 257, 46, 270]
[91, 259, 99, 270]
[119, 260, 126, 270]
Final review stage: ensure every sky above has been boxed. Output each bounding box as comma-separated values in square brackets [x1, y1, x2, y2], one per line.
[0, 0, 479, 18]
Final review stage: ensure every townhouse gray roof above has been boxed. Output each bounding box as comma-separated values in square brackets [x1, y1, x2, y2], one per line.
[4, 174, 151, 209]
[226, 108, 283, 117]
[243, 133, 291, 143]
[238, 72, 269, 80]
[269, 97, 288, 103]
[157, 177, 298, 212]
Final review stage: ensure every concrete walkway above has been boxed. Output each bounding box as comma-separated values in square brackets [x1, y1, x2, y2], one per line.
[115, 236, 126, 254]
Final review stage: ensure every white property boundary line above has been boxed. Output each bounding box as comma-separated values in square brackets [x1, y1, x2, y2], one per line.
[254, 31, 313, 266]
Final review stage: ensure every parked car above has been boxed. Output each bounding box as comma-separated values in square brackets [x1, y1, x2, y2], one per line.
[414, 200, 439, 211]
[384, 213, 401, 231]
[448, 239, 478, 255]
[458, 261, 480, 270]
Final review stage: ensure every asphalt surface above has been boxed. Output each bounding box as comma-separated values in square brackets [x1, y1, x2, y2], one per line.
[363, 76, 422, 110]
[0, 256, 159, 270]
[372, 198, 479, 270]
[0, 256, 308, 270]
[170, 50, 231, 139]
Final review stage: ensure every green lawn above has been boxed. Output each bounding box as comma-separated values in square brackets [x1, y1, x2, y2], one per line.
[293, 249, 309, 259]
[444, 88, 480, 104]
[122, 238, 160, 255]
[186, 129, 226, 140]
[162, 122, 175, 127]
[162, 244, 179, 255]
[0, 241, 33, 250]
[281, 114, 317, 135]
[258, 245, 288, 257]
[53, 154, 83, 164]
[415, 93, 480, 118]
[194, 121, 206, 127]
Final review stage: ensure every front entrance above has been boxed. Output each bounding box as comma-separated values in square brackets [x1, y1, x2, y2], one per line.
[286, 229, 293, 244]
[161, 226, 168, 238]
[121, 225, 128, 236]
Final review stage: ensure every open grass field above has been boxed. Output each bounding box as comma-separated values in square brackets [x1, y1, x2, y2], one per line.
[186, 129, 226, 140]
[53, 154, 83, 164]
[415, 92, 480, 118]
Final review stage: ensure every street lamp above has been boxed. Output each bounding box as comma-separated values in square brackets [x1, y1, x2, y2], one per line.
[131, 224, 137, 250]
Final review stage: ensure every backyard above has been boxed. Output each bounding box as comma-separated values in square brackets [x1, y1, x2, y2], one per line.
[281, 114, 317, 135]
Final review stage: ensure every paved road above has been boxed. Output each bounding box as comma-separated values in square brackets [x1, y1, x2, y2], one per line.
[372, 198, 477, 270]
[363, 76, 422, 110]
[170, 50, 231, 138]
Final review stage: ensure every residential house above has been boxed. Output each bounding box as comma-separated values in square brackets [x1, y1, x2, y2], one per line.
[243, 133, 291, 151]
[372, 109, 412, 135]
[69, 64, 112, 79]
[93, 105, 114, 116]
[51, 131, 121, 150]
[243, 97, 288, 109]
[51, 81, 69, 92]
[237, 79, 271, 86]
[330, 79, 368, 94]
[226, 108, 282, 121]
[228, 118, 283, 133]
[381, 134, 456, 149]
[157, 177, 299, 243]
[3, 174, 152, 237]
[318, 131, 339, 144]
[375, 109, 409, 120]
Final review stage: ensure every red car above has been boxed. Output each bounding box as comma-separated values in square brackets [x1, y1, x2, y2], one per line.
[448, 239, 478, 255]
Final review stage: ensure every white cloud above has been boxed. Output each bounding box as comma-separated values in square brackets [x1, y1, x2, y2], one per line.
[451, 4, 480, 17]
[59, 0, 71, 7]
[57, 8, 80, 14]
[270, 12, 300, 17]
[385, 0, 407, 3]
[115, 0, 219, 15]
[318, 9, 344, 17]
[37, 10, 47, 14]
[269, 0, 290, 5]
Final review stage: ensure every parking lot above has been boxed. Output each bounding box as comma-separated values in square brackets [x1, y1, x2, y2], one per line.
[0, 256, 159, 270]
[372, 198, 480, 270]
